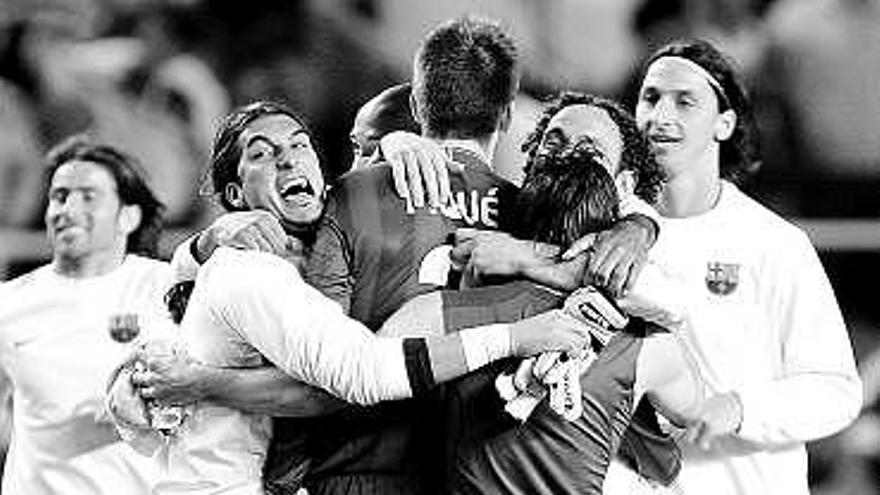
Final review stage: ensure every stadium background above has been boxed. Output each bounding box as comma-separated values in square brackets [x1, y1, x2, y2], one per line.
[0, 0, 878, 493]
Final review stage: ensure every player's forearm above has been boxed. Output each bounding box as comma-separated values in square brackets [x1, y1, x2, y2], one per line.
[735, 372, 862, 445]
[400, 326, 509, 395]
[198, 366, 345, 417]
[508, 241, 585, 292]
[736, 238, 864, 445]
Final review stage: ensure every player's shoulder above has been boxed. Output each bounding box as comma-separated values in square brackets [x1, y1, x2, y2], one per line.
[3, 263, 55, 291]
[121, 254, 173, 282]
[124, 254, 171, 272]
[459, 162, 516, 189]
[202, 247, 300, 285]
[334, 163, 394, 195]
[724, 182, 809, 246]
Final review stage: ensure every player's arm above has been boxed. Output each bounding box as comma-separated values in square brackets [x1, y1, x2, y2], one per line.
[178, 248, 590, 405]
[170, 210, 293, 282]
[450, 228, 582, 291]
[379, 130, 451, 210]
[729, 235, 862, 446]
[452, 219, 655, 298]
[132, 357, 345, 417]
[635, 330, 705, 428]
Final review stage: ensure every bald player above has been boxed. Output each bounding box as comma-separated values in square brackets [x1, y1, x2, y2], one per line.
[349, 83, 420, 171]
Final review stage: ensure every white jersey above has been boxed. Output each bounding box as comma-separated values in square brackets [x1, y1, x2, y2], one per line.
[650, 181, 862, 495]
[155, 247, 412, 494]
[0, 255, 172, 495]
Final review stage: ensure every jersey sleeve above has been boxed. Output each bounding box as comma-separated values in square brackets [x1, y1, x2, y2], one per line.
[202, 248, 411, 405]
[619, 192, 660, 225]
[442, 281, 563, 332]
[735, 232, 862, 444]
[169, 234, 201, 283]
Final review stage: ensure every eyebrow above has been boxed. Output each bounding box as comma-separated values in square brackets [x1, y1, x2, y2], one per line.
[244, 129, 309, 149]
[49, 185, 99, 194]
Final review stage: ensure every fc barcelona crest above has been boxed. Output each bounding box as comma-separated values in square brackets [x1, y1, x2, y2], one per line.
[706, 262, 739, 296]
[109, 313, 141, 343]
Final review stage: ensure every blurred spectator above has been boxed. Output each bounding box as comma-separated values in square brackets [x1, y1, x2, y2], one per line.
[759, 0, 880, 217]
[0, 23, 47, 229]
[0, 79, 43, 228]
[0, 2, 228, 228]
[184, 0, 400, 179]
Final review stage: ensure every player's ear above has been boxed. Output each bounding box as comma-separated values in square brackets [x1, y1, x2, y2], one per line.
[714, 109, 736, 142]
[224, 183, 246, 209]
[615, 169, 636, 198]
[118, 204, 142, 236]
[409, 91, 424, 128]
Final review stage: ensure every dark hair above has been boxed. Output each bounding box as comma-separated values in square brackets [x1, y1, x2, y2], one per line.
[522, 91, 664, 205]
[639, 38, 761, 183]
[45, 135, 165, 257]
[413, 16, 519, 139]
[209, 100, 311, 211]
[511, 142, 620, 251]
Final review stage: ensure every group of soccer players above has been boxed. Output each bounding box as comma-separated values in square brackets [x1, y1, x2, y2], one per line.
[1, 12, 864, 495]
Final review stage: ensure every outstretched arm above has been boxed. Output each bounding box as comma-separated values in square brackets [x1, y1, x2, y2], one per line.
[133, 357, 345, 417]
[451, 218, 655, 298]
[143, 248, 592, 407]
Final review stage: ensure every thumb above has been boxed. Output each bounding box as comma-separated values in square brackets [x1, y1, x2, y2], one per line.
[562, 233, 597, 261]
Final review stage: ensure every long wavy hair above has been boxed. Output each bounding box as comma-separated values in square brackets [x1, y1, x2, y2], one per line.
[512, 141, 620, 251]
[522, 92, 664, 205]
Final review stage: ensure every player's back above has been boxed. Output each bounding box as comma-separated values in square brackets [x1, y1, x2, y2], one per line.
[320, 146, 517, 331]
[289, 146, 517, 495]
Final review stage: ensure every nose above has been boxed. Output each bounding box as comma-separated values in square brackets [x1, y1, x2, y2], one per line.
[276, 150, 295, 171]
[649, 96, 677, 127]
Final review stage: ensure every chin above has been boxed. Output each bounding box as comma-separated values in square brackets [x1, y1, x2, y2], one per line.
[280, 206, 321, 230]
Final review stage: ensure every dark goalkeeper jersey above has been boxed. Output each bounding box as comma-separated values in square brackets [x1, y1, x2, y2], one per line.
[265, 147, 518, 495]
[307, 147, 518, 331]
[439, 280, 680, 495]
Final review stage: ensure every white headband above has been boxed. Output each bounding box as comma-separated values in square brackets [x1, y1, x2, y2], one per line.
[661, 55, 730, 107]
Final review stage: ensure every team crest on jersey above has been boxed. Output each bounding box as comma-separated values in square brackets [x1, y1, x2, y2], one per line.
[109, 313, 141, 343]
[705, 262, 739, 296]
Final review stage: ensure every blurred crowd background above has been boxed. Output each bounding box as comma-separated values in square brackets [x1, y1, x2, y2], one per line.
[0, 0, 878, 493]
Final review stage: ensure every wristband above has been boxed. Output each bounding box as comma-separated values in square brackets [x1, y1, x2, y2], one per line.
[495, 372, 518, 402]
[403, 338, 435, 397]
[190, 235, 205, 265]
[459, 324, 512, 372]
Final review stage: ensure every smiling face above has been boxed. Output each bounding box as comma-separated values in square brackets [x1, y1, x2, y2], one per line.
[231, 113, 325, 228]
[536, 104, 624, 176]
[45, 160, 134, 265]
[635, 57, 732, 179]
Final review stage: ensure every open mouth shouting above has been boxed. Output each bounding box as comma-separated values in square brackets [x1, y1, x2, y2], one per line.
[280, 176, 316, 205]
